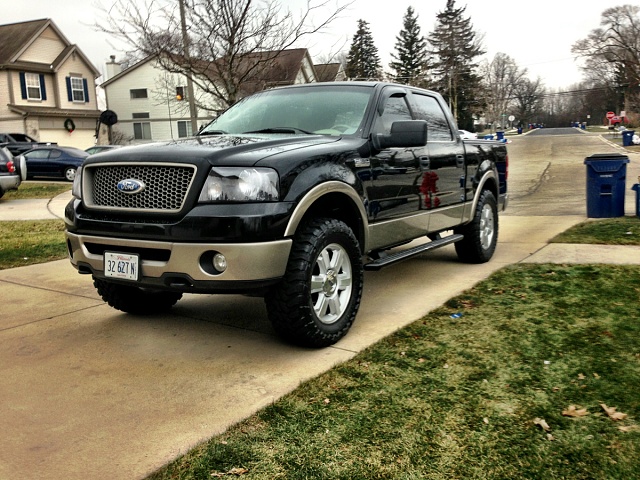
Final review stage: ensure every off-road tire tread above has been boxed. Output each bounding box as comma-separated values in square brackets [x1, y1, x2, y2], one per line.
[454, 189, 498, 264]
[266, 218, 363, 348]
[93, 277, 182, 314]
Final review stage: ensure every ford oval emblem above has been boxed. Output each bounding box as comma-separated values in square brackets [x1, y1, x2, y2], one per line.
[117, 179, 145, 194]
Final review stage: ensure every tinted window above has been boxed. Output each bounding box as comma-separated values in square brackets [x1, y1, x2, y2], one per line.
[374, 95, 412, 135]
[412, 94, 453, 141]
[27, 149, 50, 159]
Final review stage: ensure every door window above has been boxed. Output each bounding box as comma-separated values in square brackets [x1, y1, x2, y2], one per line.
[412, 94, 453, 141]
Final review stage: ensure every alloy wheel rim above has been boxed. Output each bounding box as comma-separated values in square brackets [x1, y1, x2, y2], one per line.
[310, 243, 353, 325]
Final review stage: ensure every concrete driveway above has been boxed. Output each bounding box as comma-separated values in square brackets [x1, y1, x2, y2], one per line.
[0, 130, 638, 480]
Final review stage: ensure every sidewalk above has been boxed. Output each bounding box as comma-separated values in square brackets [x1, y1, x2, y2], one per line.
[0, 189, 72, 220]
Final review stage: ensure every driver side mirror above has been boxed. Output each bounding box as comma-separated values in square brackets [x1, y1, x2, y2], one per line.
[371, 120, 428, 151]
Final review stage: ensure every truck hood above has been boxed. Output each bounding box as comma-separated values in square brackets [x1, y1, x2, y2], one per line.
[87, 134, 341, 167]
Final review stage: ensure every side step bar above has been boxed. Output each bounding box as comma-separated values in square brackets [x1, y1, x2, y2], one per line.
[364, 234, 464, 271]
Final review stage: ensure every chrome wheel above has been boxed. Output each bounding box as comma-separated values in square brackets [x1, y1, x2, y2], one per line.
[311, 243, 353, 325]
[479, 203, 495, 250]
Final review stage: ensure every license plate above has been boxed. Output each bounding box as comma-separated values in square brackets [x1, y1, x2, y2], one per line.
[104, 251, 140, 281]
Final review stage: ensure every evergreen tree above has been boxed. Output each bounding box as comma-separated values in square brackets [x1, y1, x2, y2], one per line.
[428, 0, 485, 129]
[390, 7, 429, 86]
[345, 19, 382, 80]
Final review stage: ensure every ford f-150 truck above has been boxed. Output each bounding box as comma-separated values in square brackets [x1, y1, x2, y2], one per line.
[65, 82, 508, 347]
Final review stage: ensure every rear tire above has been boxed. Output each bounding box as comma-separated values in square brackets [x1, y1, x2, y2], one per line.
[454, 190, 498, 263]
[266, 218, 363, 347]
[93, 277, 182, 314]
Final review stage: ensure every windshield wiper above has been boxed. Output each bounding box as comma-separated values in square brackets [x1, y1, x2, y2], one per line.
[198, 130, 227, 136]
[243, 127, 313, 135]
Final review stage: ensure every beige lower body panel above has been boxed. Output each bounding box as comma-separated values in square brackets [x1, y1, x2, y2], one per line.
[66, 232, 292, 282]
[367, 203, 469, 252]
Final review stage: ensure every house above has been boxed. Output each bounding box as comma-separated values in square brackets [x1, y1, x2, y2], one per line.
[101, 48, 319, 144]
[315, 63, 346, 82]
[0, 18, 101, 149]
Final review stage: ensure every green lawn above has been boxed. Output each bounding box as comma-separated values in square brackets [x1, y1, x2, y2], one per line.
[0, 220, 67, 269]
[148, 264, 640, 479]
[4, 181, 70, 200]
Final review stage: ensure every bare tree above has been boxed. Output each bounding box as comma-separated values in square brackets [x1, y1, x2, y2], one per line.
[572, 5, 640, 113]
[481, 53, 527, 130]
[512, 77, 545, 125]
[98, 0, 350, 111]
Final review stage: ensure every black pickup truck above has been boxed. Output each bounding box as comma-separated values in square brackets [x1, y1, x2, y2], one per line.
[0, 133, 55, 156]
[65, 82, 508, 347]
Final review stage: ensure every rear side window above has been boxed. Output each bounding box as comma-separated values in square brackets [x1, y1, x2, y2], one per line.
[412, 94, 453, 141]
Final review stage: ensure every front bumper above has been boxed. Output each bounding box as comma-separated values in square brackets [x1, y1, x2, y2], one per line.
[66, 232, 292, 293]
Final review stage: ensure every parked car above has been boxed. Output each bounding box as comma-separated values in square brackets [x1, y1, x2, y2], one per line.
[0, 146, 26, 198]
[23, 146, 89, 181]
[85, 145, 121, 155]
[458, 129, 478, 140]
[0, 132, 56, 156]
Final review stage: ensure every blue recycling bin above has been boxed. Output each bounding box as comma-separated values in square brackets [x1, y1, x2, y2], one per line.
[622, 130, 635, 146]
[633, 184, 640, 217]
[496, 131, 504, 140]
[584, 154, 630, 218]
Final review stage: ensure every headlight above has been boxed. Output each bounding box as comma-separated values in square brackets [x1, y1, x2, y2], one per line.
[198, 167, 279, 202]
[72, 166, 83, 199]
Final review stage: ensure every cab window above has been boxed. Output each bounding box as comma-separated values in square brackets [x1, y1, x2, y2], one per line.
[373, 95, 412, 135]
[411, 94, 453, 141]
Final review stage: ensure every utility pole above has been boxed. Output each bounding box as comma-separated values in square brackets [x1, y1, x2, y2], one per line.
[179, 0, 198, 134]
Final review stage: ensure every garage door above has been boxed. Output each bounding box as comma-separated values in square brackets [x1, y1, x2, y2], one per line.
[39, 129, 96, 150]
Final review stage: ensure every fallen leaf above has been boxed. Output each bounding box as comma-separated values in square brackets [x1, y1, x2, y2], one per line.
[228, 467, 249, 475]
[533, 418, 551, 431]
[547, 433, 555, 441]
[418, 358, 425, 363]
[443, 363, 449, 369]
[601, 404, 628, 421]
[562, 405, 589, 417]
[552, 386, 560, 392]
[618, 425, 639, 433]
[323, 398, 330, 405]
[593, 372, 600, 379]
[577, 373, 586, 380]
[483, 417, 489, 424]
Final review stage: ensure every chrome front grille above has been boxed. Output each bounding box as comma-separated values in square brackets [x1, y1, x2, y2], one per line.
[85, 163, 196, 213]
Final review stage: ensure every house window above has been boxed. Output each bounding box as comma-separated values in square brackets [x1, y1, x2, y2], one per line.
[69, 77, 85, 102]
[177, 120, 192, 138]
[130, 89, 148, 99]
[25, 73, 42, 100]
[132, 112, 150, 119]
[133, 122, 152, 140]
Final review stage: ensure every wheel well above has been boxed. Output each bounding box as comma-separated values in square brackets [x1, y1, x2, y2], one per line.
[297, 192, 366, 252]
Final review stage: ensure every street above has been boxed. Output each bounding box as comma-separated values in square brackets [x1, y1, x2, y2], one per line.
[0, 129, 636, 480]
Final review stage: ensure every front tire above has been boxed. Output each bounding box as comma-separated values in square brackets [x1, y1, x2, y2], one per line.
[454, 190, 498, 263]
[266, 218, 364, 347]
[93, 277, 182, 314]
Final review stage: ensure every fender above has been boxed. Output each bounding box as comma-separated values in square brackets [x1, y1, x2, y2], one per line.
[284, 181, 369, 248]
[463, 170, 498, 224]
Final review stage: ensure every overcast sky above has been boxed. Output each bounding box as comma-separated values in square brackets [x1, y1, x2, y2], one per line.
[3, 0, 631, 90]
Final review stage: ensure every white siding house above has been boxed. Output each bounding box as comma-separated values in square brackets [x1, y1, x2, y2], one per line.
[0, 19, 101, 149]
[102, 49, 319, 145]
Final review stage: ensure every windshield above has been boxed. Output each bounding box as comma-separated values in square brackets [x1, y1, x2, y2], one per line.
[200, 85, 373, 137]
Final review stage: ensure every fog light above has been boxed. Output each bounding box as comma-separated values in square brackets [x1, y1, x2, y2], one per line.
[213, 253, 227, 273]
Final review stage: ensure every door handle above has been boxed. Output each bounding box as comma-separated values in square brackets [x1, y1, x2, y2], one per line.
[419, 156, 430, 169]
[456, 155, 465, 168]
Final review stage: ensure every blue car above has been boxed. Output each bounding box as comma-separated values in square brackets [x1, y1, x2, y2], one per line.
[23, 146, 89, 182]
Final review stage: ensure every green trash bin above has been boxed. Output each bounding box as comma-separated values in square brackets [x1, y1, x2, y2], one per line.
[584, 153, 629, 218]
